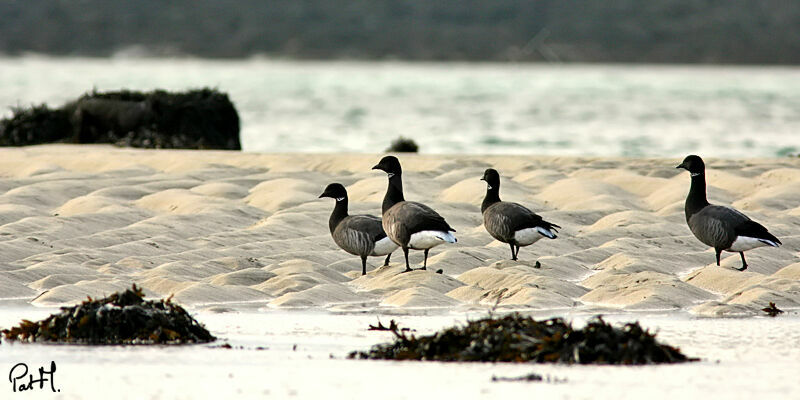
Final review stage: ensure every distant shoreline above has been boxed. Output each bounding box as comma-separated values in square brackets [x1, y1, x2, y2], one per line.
[5, 52, 800, 68]
[2, 1, 800, 65]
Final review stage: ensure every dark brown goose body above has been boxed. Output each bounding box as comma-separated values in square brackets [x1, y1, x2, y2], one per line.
[687, 205, 774, 250]
[373, 156, 456, 273]
[332, 214, 396, 258]
[320, 183, 397, 275]
[481, 169, 560, 261]
[382, 201, 456, 250]
[677, 155, 781, 271]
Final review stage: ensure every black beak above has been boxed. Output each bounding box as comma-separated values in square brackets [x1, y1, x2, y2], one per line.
[480, 177, 485, 181]
[318, 192, 327, 198]
[371, 164, 381, 170]
[676, 163, 686, 170]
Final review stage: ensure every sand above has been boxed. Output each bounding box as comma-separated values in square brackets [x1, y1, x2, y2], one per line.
[3, 145, 800, 400]
[0, 145, 799, 317]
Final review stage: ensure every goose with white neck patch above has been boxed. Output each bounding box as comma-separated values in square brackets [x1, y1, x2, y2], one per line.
[481, 168, 560, 261]
[319, 183, 398, 275]
[372, 156, 456, 273]
[676, 155, 781, 271]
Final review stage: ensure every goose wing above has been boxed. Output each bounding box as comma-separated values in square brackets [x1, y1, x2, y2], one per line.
[333, 215, 384, 255]
[344, 214, 387, 242]
[734, 218, 781, 245]
[349, 214, 386, 242]
[488, 202, 560, 232]
[392, 201, 455, 234]
[689, 205, 750, 248]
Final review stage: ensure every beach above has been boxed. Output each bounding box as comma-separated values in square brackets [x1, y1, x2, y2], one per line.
[2, 144, 799, 314]
[1, 144, 799, 399]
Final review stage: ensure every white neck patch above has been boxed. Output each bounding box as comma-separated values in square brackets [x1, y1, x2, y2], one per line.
[487, 185, 493, 190]
[387, 172, 395, 178]
[336, 197, 345, 202]
[690, 172, 702, 177]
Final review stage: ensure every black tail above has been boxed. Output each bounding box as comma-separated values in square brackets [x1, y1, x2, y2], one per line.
[736, 220, 780, 246]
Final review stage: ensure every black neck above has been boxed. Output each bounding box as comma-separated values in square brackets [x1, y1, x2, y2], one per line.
[382, 174, 405, 214]
[685, 172, 709, 219]
[328, 197, 349, 233]
[481, 184, 500, 213]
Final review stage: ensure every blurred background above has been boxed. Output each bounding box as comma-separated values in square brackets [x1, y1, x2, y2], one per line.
[1, 0, 799, 156]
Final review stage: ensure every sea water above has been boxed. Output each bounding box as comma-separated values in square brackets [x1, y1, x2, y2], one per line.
[1, 56, 799, 158]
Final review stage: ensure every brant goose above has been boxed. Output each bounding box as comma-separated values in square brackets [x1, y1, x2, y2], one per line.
[372, 156, 457, 272]
[481, 168, 560, 261]
[676, 155, 781, 271]
[319, 183, 398, 275]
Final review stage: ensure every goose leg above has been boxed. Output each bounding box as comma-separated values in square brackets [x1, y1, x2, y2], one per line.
[737, 252, 748, 271]
[515, 245, 521, 260]
[715, 248, 722, 266]
[421, 249, 429, 270]
[361, 256, 368, 276]
[509, 243, 517, 261]
[383, 253, 391, 266]
[401, 247, 412, 273]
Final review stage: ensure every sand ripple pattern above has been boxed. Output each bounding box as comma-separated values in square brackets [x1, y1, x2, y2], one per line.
[1, 146, 798, 316]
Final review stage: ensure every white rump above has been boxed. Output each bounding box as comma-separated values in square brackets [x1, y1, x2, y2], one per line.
[408, 230, 457, 250]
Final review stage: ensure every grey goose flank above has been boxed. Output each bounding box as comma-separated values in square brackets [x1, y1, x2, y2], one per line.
[676, 155, 781, 271]
[481, 168, 560, 261]
[372, 156, 457, 273]
[319, 183, 398, 275]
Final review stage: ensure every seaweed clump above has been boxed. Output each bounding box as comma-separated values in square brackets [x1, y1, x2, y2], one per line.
[762, 302, 784, 317]
[386, 136, 419, 153]
[1, 285, 215, 345]
[0, 104, 72, 146]
[78, 88, 240, 150]
[0, 88, 240, 150]
[349, 313, 696, 365]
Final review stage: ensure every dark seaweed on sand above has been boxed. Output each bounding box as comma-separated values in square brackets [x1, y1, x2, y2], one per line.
[386, 136, 419, 153]
[0, 104, 72, 146]
[1, 285, 215, 345]
[349, 313, 696, 365]
[761, 302, 784, 317]
[0, 88, 239, 150]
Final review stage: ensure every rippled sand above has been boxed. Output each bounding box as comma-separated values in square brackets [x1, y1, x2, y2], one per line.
[1, 145, 798, 317]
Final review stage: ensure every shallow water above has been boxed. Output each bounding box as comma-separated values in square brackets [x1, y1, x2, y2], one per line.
[2, 56, 800, 157]
[1, 307, 799, 399]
